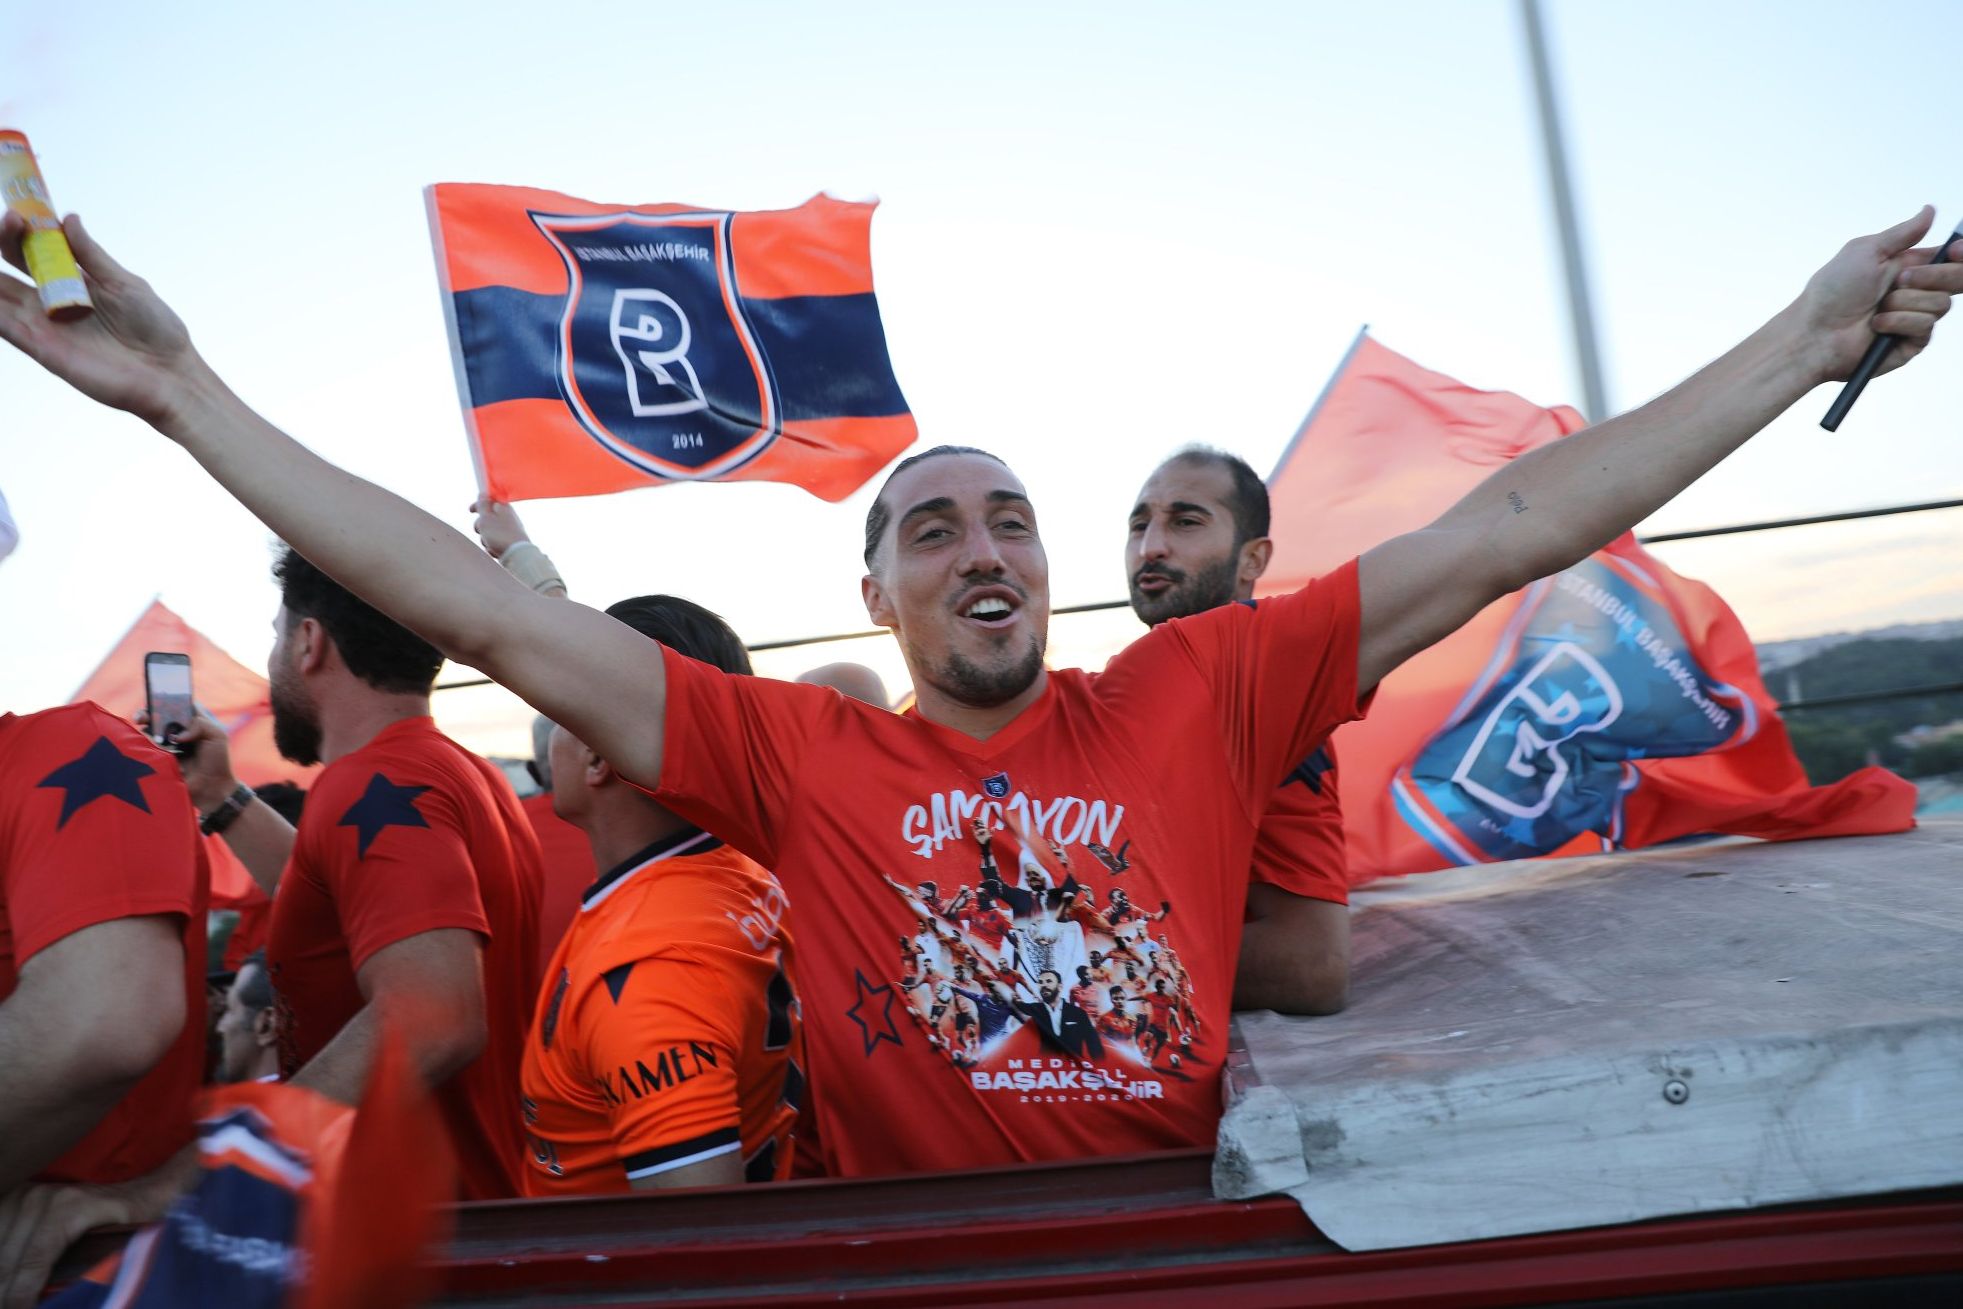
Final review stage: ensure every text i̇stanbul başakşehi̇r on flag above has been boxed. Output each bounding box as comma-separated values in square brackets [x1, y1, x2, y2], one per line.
[426, 185, 916, 504]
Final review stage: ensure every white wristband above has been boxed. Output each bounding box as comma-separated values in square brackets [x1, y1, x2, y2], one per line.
[498, 540, 566, 595]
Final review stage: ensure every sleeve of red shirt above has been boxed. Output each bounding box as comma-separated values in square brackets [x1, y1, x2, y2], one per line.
[653, 647, 842, 868]
[578, 952, 744, 1182]
[2, 706, 200, 965]
[309, 763, 489, 973]
[1160, 559, 1369, 825]
[1249, 750, 1349, 904]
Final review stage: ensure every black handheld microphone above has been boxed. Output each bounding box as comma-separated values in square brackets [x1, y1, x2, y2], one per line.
[1821, 221, 1963, 432]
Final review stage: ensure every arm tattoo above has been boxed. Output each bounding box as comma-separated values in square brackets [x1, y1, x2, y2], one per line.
[1506, 490, 1529, 515]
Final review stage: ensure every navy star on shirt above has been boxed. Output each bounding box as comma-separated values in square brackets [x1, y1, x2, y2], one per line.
[845, 969, 903, 1057]
[337, 772, 432, 858]
[36, 735, 155, 830]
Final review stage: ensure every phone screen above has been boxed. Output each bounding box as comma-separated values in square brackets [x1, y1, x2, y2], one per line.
[145, 653, 194, 751]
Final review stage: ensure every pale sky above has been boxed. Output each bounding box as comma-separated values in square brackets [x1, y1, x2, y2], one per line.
[3, 0, 1958, 755]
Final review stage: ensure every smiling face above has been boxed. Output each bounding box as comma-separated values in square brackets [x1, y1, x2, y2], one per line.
[863, 450, 1051, 714]
[1126, 457, 1269, 626]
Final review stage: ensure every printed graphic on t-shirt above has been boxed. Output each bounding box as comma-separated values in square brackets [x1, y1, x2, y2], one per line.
[868, 785, 1205, 1106]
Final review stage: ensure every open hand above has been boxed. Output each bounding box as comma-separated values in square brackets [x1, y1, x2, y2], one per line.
[0, 211, 199, 426]
[1796, 206, 1961, 382]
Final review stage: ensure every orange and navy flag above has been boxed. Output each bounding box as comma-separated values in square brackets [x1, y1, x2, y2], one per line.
[1261, 331, 1916, 884]
[45, 1030, 449, 1309]
[425, 184, 916, 503]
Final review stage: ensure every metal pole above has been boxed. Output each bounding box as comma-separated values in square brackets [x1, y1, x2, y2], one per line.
[1519, 0, 1609, 423]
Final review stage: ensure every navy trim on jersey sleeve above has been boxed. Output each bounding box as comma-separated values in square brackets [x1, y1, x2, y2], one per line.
[621, 1126, 741, 1180]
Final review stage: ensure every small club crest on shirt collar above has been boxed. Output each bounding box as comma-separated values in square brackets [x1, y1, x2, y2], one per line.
[981, 771, 1011, 799]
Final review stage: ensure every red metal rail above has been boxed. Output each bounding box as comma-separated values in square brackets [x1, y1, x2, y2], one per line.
[424, 1150, 1963, 1306]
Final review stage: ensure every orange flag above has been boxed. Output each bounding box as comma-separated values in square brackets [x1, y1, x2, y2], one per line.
[426, 184, 916, 503]
[1262, 333, 1915, 883]
[50, 1029, 450, 1309]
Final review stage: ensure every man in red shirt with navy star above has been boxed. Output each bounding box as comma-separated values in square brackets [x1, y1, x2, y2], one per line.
[0, 703, 209, 1195]
[168, 548, 542, 1201]
[4, 202, 1959, 1178]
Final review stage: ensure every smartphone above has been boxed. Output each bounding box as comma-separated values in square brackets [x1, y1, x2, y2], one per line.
[144, 651, 194, 754]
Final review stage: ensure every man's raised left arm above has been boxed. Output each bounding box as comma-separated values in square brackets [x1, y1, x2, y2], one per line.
[1357, 209, 1961, 692]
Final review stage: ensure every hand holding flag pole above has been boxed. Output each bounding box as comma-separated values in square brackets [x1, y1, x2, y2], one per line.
[1822, 217, 1963, 431]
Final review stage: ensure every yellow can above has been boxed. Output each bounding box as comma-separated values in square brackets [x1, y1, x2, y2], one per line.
[0, 130, 92, 319]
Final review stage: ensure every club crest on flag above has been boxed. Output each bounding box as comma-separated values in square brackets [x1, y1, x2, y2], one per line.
[1392, 554, 1756, 864]
[532, 211, 780, 479]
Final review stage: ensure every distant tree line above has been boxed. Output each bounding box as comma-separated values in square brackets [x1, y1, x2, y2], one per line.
[1774, 636, 1963, 783]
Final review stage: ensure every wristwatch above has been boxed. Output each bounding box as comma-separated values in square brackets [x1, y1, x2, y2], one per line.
[200, 782, 255, 836]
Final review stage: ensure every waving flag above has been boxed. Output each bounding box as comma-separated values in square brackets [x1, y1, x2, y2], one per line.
[47, 1032, 449, 1309]
[1263, 332, 1916, 883]
[426, 184, 915, 503]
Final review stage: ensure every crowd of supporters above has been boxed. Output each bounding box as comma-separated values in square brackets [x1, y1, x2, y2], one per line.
[0, 444, 1353, 1289]
[0, 202, 1955, 1295]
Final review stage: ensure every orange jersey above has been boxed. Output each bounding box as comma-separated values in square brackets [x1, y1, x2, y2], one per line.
[0, 704, 209, 1184]
[520, 828, 805, 1195]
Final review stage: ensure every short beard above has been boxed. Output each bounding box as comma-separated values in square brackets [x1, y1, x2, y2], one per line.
[269, 679, 323, 767]
[1129, 553, 1241, 626]
[923, 637, 1046, 709]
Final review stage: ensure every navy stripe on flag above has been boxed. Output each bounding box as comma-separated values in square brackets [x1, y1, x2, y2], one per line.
[743, 295, 909, 420]
[450, 287, 908, 422]
[450, 286, 559, 408]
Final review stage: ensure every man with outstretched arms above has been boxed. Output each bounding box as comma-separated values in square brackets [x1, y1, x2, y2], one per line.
[1128, 446, 1353, 1014]
[160, 549, 543, 1200]
[3, 206, 1957, 1176]
[520, 595, 806, 1195]
[0, 704, 208, 1195]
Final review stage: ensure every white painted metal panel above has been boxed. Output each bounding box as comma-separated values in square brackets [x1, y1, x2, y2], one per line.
[1216, 819, 1963, 1250]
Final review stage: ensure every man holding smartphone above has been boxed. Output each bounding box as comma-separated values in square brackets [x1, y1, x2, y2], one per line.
[165, 548, 544, 1201]
[0, 703, 208, 1196]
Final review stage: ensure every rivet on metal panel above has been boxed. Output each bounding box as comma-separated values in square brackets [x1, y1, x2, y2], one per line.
[1663, 1079, 1690, 1105]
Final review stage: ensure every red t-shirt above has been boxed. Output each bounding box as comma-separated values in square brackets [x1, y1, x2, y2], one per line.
[521, 790, 596, 972]
[268, 717, 542, 1200]
[0, 704, 209, 1183]
[1250, 743, 1348, 905]
[654, 564, 1364, 1176]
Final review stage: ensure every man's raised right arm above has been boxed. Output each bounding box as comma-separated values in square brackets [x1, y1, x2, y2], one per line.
[0, 213, 669, 789]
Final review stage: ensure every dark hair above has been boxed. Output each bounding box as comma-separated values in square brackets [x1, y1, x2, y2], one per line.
[862, 445, 1011, 570]
[1165, 445, 1270, 547]
[603, 595, 752, 676]
[234, 949, 276, 1014]
[252, 781, 307, 826]
[274, 547, 444, 694]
